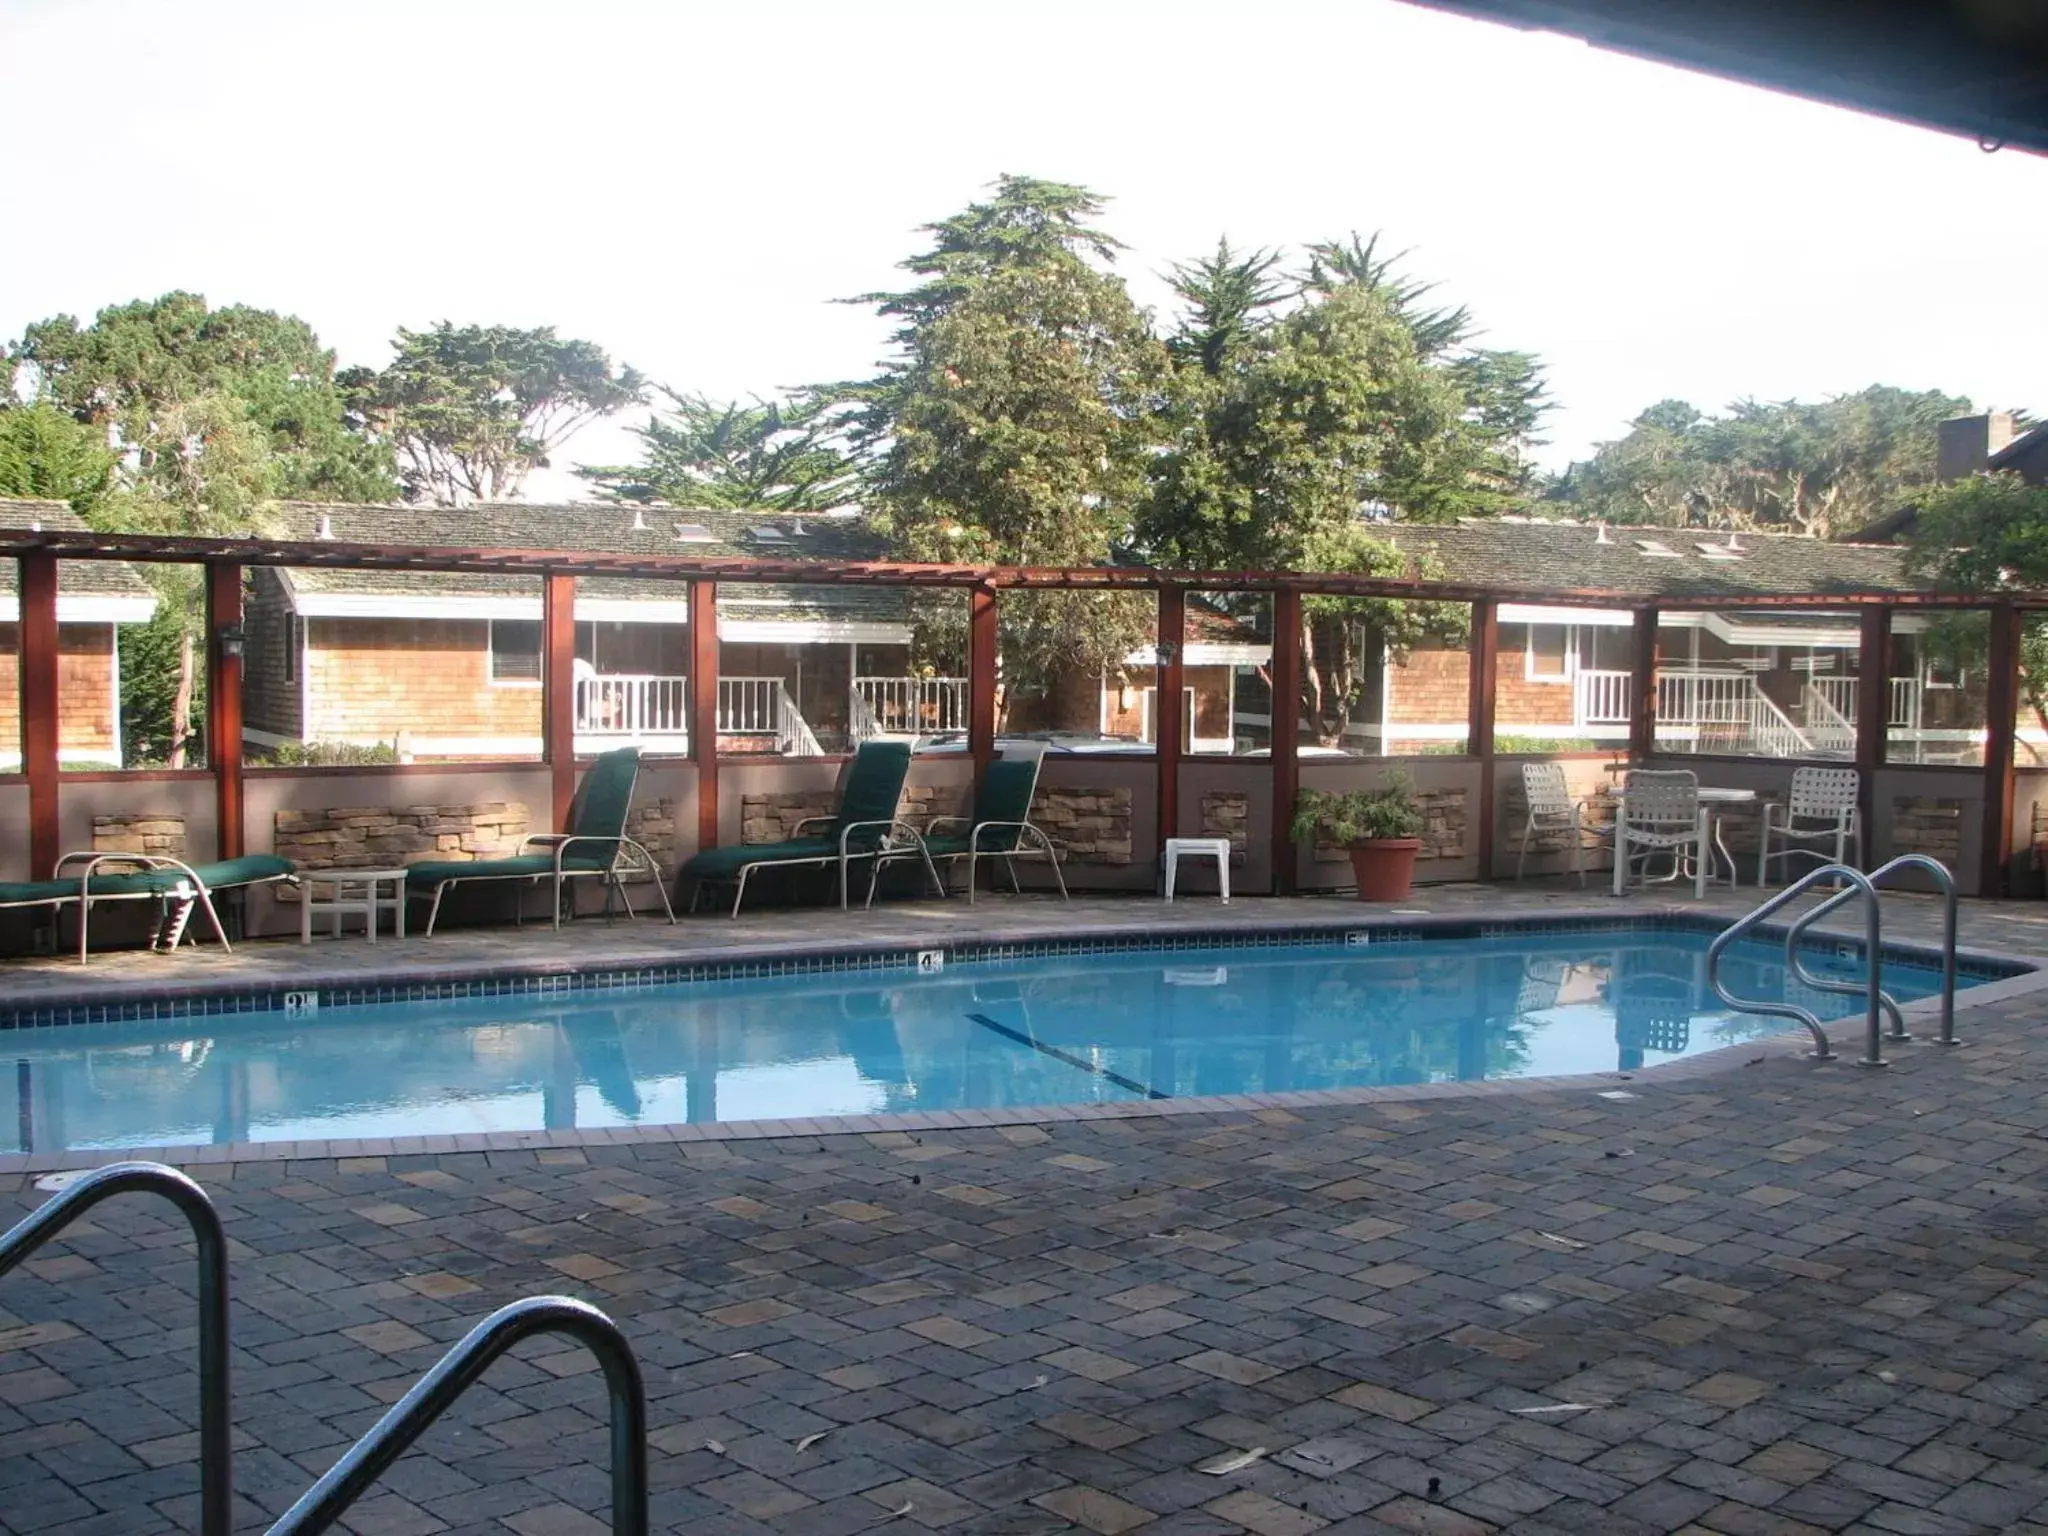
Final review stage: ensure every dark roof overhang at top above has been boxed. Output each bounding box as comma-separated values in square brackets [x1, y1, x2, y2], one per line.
[0, 520, 2027, 610]
[1401, 0, 2048, 155]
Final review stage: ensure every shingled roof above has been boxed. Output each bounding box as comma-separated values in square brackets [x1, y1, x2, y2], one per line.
[1381, 519, 1917, 599]
[0, 500, 158, 605]
[264, 501, 915, 628]
[250, 500, 1926, 613]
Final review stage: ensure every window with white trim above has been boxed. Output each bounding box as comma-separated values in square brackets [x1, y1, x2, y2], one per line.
[489, 619, 543, 683]
[1524, 624, 1573, 683]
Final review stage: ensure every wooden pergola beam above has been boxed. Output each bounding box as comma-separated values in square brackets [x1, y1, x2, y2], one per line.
[20, 554, 59, 879]
[0, 525, 2015, 611]
[205, 563, 245, 860]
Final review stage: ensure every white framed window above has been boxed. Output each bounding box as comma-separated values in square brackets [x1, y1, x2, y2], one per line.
[1924, 657, 1965, 690]
[489, 619, 543, 684]
[1524, 624, 1574, 683]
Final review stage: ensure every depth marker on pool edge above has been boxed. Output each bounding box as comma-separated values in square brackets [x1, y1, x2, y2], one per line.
[966, 1013, 1171, 1100]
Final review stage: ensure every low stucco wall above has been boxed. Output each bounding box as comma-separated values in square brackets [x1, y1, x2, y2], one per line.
[1491, 755, 1622, 881]
[1293, 755, 1481, 891]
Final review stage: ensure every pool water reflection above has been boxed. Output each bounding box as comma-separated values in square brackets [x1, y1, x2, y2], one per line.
[3, 932, 1967, 1153]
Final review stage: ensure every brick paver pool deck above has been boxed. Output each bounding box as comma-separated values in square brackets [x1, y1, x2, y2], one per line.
[6, 886, 2048, 1534]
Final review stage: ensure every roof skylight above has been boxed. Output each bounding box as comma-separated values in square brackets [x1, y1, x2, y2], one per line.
[1634, 538, 1680, 558]
[674, 523, 714, 543]
[749, 525, 788, 542]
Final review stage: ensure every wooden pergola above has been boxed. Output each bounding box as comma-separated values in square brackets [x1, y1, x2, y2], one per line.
[4, 527, 2036, 901]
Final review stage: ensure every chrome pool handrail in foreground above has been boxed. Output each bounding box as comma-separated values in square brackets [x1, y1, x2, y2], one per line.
[265, 1295, 648, 1536]
[1708, 864, 1885, 1064]
[0, 1161, 232, 1536]
[1784, 854, 1960, 1048]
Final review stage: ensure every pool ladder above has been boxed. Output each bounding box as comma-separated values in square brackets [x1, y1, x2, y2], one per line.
[0, 1163, 649, 1536]
[1707, 855, 1959, 1067]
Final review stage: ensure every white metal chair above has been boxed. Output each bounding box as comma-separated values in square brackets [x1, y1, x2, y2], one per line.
[1515, 762, 1611, 886]
[1757, 766, 1862, 885]
[1613, 770, 1708, 899]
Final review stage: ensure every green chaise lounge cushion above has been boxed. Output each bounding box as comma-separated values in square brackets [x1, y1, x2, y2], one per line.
[922, 757, 1041, 858]
[676, 740, 915, 889]
[0, 854, 293, 905]
[676, 839, 839, 881]
[405, 852, 611, 887]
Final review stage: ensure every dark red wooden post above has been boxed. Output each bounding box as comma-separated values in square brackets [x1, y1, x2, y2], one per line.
[1855, 605, 1890, 865]
[542, 572, 577, 830]
[21, 553, 59, 877]
[689, 578, 720, 852]
[1270, 588, 1302, 895]
[205, 563, 245, 859]
[1981, 600, 2022, 897]
[1156, 587, 1185, 847]
[1469, 598, 1499, 879]
[968, 584, 997, 772]
[1628, 607, 1659, 760]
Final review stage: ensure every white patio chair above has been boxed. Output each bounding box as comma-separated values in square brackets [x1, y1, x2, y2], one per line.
[1613, 770, 1708, 899]
[1757, 766, 1862, 885]
[1515, 762, 1612, 885]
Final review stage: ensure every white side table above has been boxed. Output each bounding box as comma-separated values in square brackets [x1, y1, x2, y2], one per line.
[296, 867, 408, 944]
[1162, 837, 1232, 904]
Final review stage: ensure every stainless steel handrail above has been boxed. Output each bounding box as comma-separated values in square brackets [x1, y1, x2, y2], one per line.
[0, 1162, 231, 1536]
[1783, 854, 1959, 1047]
[266, 1295, 648, 1536]
[1707, 864, 1885, 1064]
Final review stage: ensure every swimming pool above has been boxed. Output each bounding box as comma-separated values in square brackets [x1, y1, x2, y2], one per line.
[1, 924, 1992, 1155]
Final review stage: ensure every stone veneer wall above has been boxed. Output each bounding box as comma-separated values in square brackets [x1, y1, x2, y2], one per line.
[741, 785, 966, 844]
[1199, 792, 1249, 866]
[740, 784, 1133, 864]
[626, 800, 677, 880]
[1314, 787, 1466, 861]
[1893, 796, 1963, 864]
[273, 802, 530, 871]
[1031, 786, 1131, 865]
[92, 812, 187, 858]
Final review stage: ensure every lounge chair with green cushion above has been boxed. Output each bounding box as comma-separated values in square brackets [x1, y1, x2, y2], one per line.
[919, 744, 1069, 903]
[677, 739, 943, 916]
[405, 745, 677, 936]
[0, 852, 294, 965]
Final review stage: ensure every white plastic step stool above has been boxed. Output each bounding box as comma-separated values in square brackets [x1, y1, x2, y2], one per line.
[1162, 837, 1231, 904]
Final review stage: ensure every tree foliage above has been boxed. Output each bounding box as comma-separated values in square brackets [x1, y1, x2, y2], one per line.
[12, 290, 395, 521]
[342, 323, 644, 505]
[1556, 386, 1973, 537]
[9, 291, 397, 765]
[1904, 471, 2048, 754]
[577, 389, 855, 511]
[1138, 234, 1548, 574]
[846, 175, 1166, 715]
[0, 401, 119, 514]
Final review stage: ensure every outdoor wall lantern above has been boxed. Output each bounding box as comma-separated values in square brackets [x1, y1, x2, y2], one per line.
[215, 622, 246, 661]
[1155, 641, 1178, 664]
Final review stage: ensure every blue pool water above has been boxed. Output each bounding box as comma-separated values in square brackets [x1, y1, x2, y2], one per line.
[2, 932, 1978, 1153]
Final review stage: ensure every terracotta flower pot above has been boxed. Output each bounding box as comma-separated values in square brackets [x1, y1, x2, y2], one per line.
[1347, 838, 1422, 902]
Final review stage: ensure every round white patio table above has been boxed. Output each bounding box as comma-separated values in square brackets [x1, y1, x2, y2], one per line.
[1610, 786, 1758, 896]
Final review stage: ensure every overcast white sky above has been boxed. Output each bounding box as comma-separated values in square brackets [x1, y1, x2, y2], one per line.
[4, 0, 2044, 501]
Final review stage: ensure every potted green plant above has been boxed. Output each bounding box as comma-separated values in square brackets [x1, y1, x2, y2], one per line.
[1291, 771, 1427, 901]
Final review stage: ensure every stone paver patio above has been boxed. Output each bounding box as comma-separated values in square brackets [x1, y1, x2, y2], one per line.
[6, 885, 2048, 1534]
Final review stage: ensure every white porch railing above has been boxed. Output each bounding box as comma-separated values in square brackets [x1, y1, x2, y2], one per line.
[572, 674, 822, 754]
[1657, 669, 1817, 757]
[574, 674, 689, 739]
[1573, 669, 1632, 726]
[718, 676, 823, 756]
[1801, 681, 1856, 755]
[1893, 676, 1923, 730]
[852, 676, 969, 740]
